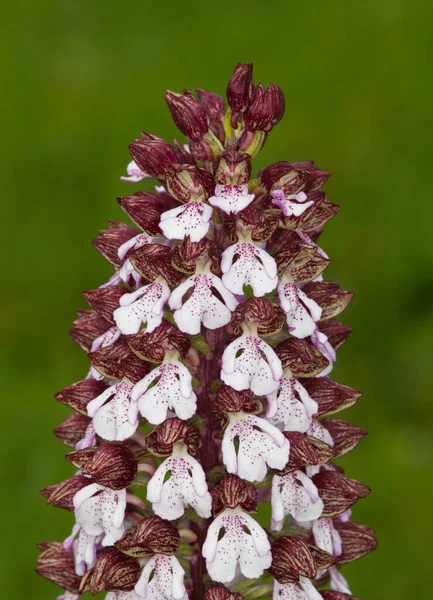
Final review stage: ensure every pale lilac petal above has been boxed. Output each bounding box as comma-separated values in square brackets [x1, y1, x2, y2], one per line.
[271, 190, 314, 217]
[120, 160, 149, 182]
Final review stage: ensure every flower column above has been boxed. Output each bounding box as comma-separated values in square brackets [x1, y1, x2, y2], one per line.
[38, 62, 375, 600]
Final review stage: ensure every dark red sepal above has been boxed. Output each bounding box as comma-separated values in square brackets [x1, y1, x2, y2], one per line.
[276, 338, 330, 377]
[92, 221, 140, 268]
[66, 443, 138, 489]
[79, 548, 140, 594]
[303, 281, 354, 320]
[244, 83, 285, 132]
[118, 191, 176, 236]
[41, 475, 89, 511]
[231, 298, 285, 337]
[82, 286, 127, 325]
[165, 90, 209, 142]
[211, 474, 257, 514]
[322, 419, 367, 456]
[89, 340, 151, 383]
[312, 470, 370, 516]
[128, 322, 190, 363]
[129, 243, 184, 288]
[55, 379, 109, 415]
[319, 319, 352, 350]
[226, 63, 255, 114]
[129, 132, 178, 179]
[269, 535, 334, 583]
[54, 412, 92, 447]
[276, 432, 335, 474]
[146, 418, 201, 456]
[302, 377, 362, 417]
[115, 515, 180, 557]
[334, 520, 378, 564]
[36, 541, 81, 593]
[70, 309, 111, 352]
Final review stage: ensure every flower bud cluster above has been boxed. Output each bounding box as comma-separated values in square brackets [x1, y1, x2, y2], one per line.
[38, 63, 375, 600]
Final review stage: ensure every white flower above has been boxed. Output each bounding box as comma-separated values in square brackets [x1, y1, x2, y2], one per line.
[202, 507, 272, 583]
[222, 412, 290, 482]
[134, 555, 188, 600]
[87, 380, 138, 442]
[169, 269, 238, 334]
[159, 201, 213, 242]
[271, 190, 314, 217]
[87, 326, 121, 380]
[312, 517, 342, 557]
[273, 578, 323, 600]
[271, 471, 324, 530]
[147, 442, 212, 520]
[221, 330, 283, 396]
[208, 183, 255, 214]
[311, 330, 336, 377]
[113, 278, 170, 335]
[221, 239, 278, 296]
[73, 483, 126, 546]
[63, 523, 101, 576]
[120, 160, 150, 182]
[266, 370, 318, 432]
[131, 354, 196, 425]
[278, 282, 322, 338]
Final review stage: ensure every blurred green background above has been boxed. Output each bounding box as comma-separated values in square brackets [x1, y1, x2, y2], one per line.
[1, 0, 432, 598]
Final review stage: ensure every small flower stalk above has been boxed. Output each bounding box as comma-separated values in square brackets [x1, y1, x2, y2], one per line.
[38, 63, 376, 600]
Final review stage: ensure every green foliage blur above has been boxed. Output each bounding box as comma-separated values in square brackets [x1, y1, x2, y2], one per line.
[1, 0, 432, 598]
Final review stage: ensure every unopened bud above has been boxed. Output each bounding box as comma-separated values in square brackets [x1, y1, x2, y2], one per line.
[129, 132, 178, 179]
[196, 88, 225, 122]
[226, 63, 255, 113]
[165, 90, 209, 142]
[244, 83, 285, 132]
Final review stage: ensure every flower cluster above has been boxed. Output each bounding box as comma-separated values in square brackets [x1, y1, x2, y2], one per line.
[38, 63, 376, 600]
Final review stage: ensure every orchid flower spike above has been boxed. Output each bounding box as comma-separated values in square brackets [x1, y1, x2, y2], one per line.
[38, 63, 375, 600]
